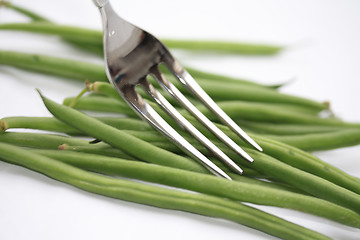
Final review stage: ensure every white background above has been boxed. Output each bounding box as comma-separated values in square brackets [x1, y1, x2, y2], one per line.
[0, 0, 360, 239]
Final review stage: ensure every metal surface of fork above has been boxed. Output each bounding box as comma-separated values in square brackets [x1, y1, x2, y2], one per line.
[93, 0, 262, 180]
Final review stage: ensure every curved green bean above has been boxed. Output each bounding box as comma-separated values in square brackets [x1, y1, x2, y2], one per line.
[32, 149, 360, 228]
[0, 143, 329, 240]
[97, 126, 360, 195]
[39, 92, 360, 213]
[190, 121, 360, 195]
[40, 90, 208, 174]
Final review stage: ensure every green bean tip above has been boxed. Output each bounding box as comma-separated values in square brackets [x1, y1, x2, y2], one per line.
[35, 88, 44, 98]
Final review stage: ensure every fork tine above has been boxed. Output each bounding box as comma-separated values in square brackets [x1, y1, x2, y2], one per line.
[120, 83, 232, 180]
[168, 63, 263, 152]
[151, 64, 256, 162]
[139, 75, 243, 175]
[173, 71, 263, 151]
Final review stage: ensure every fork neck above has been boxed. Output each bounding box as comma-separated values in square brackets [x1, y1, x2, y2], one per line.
[93, 0, 109, 8]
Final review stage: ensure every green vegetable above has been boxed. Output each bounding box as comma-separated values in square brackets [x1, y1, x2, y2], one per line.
[0, 116, 152, 135]
[32, 149, 360, 228]
[0, 143, 329, 240]
[236, 120, 346, 135]
[0, 50, 107, 82]
[0, 21, 283, 55]
[38, 92, 360, 214]
[38, 90, 208, 174]
[260, 130, 360, 151]
[2, 1, 49, 22]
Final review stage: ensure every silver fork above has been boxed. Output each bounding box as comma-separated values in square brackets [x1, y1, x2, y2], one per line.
[93, 0, 262, 180]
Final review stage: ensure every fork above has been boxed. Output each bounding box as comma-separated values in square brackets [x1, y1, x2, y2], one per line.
[93, 0, 262, 180]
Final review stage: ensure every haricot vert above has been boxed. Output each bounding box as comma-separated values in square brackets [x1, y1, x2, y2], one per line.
[0, 143, 331, 240]
[1, 3, 360, 239]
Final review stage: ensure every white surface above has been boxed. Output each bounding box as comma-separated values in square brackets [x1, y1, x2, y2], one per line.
[0, 0, 360, 239]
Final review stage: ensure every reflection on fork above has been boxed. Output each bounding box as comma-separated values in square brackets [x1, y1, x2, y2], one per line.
[93, 0, 262, 180]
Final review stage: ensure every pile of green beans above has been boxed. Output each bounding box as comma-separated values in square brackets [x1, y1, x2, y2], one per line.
[1, 3, 360, 239]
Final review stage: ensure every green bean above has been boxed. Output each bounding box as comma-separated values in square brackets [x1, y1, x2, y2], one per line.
[60, 143, 262, 177]
[39, 91, 360, 213]
[2, 2, 49, 22]
[99, 125, 360, 195]
[0, 132, 89, 149]
[0, 143, 331, 240]
[0, 50, 107, 82]
[213, 102, 355, 126]
[65, 94, 356, 130]
[90, 81, 187, 107]
[260, 130, 360, 151]
[1, 3, 104, 55]
[88, 82, 328, 127]
[88, 81, 322, 122]
[0, 22, 283, 55]
[39, 90, 208, 174]
[0, 116, 81, 135]
[159, 64, 278, 88]
[62, 96, 135, 116]
[161, 39, 283, 55]
[0, 49, 327, 113]
[169, 78, 327, 111]
[241, 149, 360, 213]
[64, 92, 360, 154]
[0, 116, 152, 135]
[0, 22, 103, 45]
[187, 121, 360, 195]
[0, 50, 282, 93]
[254, 136, 360, 191]
[59, 143, 135, 160]
[31, 149, 360, 228]
[236, 120, 346, 135]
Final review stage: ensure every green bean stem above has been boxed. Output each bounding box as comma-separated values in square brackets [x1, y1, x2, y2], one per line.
[0, 143, 329, 240]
